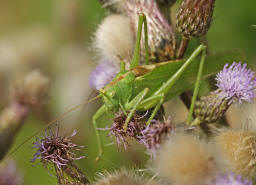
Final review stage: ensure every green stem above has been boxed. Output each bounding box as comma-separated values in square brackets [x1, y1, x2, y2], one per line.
[186, 49, 206, 125]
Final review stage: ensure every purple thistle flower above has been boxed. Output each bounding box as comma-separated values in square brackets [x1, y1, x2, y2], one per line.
[216, 62, 256, 104]
[212, 173, 252, 185]
[89, 60, 119, 90]
[139, 117, 173, 156]
[32, 126, 85, 170]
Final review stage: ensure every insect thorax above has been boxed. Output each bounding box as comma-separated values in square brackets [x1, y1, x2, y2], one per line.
[100, 71, 135, 112]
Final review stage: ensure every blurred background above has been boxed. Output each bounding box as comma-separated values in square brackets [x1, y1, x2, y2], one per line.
[0, 0, 255, 184]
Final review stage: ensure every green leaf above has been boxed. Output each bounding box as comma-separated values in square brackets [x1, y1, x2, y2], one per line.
[133, 50, 246, 101]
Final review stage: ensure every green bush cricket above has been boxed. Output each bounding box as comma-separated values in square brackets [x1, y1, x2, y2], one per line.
[92, 14, 207, 161]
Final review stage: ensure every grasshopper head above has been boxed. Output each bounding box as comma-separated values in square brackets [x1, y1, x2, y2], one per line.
[100, 71, 135, 112]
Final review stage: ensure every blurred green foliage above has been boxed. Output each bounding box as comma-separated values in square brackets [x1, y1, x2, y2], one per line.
[1, 0, 256, 184]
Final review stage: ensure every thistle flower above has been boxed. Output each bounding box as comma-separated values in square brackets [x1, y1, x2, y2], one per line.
[32, 126, 89, 184]
[108, 112, 145, 149]
[125, 0, 176, 62]
[176, 0, 216, 38]
[193, 62, 256, 125]
[94, 15, 134, 63]
[215, 128, 256, 178]
[32, 126, 84, 168]
[0, 161, 23, 185]
[212, 173, 252, 185]
[154, 134, 219, 185]
[216, 62, 256, 104]
[140, 117, 174, 155]
[89, 60, 119, 90]
[94, 169, 146, 185]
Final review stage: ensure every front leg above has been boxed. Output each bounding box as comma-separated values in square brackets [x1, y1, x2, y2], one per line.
[92, 105, 107, 162]
[123, 88, 149, 130]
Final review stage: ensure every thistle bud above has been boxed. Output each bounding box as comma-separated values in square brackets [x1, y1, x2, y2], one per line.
[125, 0, 176, 62]
[176, 0, 216, 38]
[193, 89, 230, 124]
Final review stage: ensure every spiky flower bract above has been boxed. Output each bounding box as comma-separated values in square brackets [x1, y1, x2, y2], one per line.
[176, 0, 216, 38]
[215, 128, 256, 178]
[94, 14, 134, 63]
[193, 89, 230, 124]
[89, 60, 118, 90]
[216, 62, 256, 104]
[154, 133, 219, 185]
[212, 173, 252, 185]
[125, 0, 176, 61]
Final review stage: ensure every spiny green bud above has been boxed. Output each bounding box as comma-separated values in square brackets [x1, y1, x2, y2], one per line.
[193, 89, 230, 124]
[176, 0, 216, 38]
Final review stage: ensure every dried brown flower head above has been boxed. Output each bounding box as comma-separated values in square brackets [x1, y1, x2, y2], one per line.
[108, 112, 146, 149]
[32, 126, 84, 169]
[140, 117, 174, 154]
[32, 126, 89, 184]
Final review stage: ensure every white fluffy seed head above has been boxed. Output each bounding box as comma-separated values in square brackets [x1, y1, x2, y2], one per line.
[93, 14, 134, 64]
[154, 133, 221, 185]
[215, 127, 256, 178]
[94, 169, 146, 185]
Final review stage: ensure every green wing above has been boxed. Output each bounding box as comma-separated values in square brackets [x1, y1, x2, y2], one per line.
[133, 50, 246, 101]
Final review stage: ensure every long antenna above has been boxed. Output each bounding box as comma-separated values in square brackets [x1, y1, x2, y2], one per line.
[7, 95, 100, 158]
